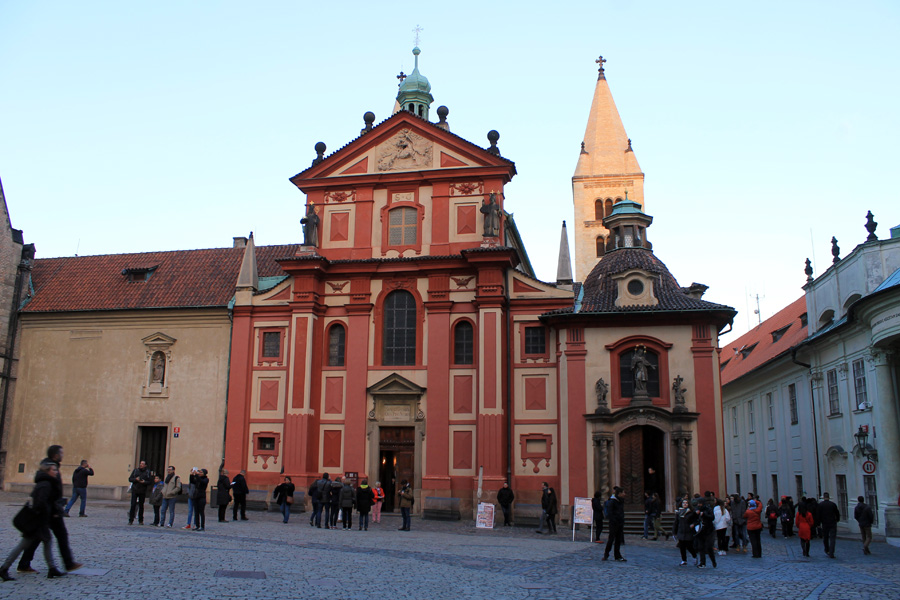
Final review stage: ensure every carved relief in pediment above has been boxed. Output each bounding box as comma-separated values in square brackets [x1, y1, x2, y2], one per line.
[376, 129, 433, 171]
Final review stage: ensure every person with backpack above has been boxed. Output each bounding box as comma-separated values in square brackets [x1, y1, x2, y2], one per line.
[778, 497, 792, 537]
[328, 477, 343, 529]
[312, 473, 329, 528]
[372, 481, 386, 524]
[339, 478, 355, 530]
[854, 496, 875, 555]
[159, 465, 182, 528]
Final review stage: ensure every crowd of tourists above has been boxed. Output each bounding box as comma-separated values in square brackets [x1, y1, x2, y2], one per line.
[0, 443, 882, 584]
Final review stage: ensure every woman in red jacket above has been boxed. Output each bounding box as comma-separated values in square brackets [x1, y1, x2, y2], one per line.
[744, 497, 764, 558]
[795, 503, 815, 557]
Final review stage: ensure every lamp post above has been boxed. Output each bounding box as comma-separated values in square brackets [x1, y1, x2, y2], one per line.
[854, 425, 876, 461]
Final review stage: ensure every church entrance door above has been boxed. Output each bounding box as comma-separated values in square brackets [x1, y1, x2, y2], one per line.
[379, 426, 414, 513]
[618, 425, 666, 510]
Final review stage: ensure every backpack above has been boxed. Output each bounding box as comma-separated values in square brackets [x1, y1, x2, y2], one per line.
[603, 498, 611, 519]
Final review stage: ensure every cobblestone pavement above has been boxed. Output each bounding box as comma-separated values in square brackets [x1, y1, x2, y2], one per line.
[0, 492, 897, 600]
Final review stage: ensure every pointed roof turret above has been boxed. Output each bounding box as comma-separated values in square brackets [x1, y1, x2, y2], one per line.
[236, 232, 258, 292]
[395, 47, 434, 120]
[574, 56, 642, 180]
[556, 221, 573, 287]
[571, 56, 646, 282]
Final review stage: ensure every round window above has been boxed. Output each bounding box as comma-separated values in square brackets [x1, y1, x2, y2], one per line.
[627, 279, 644, 296]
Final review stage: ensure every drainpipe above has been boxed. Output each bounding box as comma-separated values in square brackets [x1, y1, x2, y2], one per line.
[221, 303, 235, 470]
[505, 271, 512, 487]
[792, 347, 821, 498]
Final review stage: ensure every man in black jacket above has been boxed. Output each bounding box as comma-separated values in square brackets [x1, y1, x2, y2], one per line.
[818, 492, 841, 558]
[854, 496, 875, 555]
[128, 460, 152, 525]
[497, 482, 515, 527]
[231, 470, 249, 521]
[63, 460, 93, 517]
[17, 445, 81, 573]
[602, 486, 626, 562]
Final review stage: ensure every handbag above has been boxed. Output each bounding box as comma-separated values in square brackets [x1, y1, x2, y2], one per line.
[285, 495, 294, 505]
[13, 502, 40, 535]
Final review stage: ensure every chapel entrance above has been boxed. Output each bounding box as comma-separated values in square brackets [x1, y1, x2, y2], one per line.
[378, 426, 415, 513]
[618, 425, 666, 510]
[137, 425, 167, 478]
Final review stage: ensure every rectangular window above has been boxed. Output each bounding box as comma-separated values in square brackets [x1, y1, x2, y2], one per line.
[795, 475, 804, 500]
[262, 331, 281, 358]
[771, 474, 778, 504]
[788, 384, 799, 425]
[864, 475, 878, 527]
[524, 326, 547, 356]
[735, 473, 741, 496]
[836, 474, 848, 521]
[258, 437, 276, 451]
[731, 406, 738, 436]
[751, 473, 758, 497]
[766, 392, 774, 429]
[388, 206, 417, 246]
[853, 359, 868, 409]
[827, 369, 840, 415]
[748, 400, 755, 433]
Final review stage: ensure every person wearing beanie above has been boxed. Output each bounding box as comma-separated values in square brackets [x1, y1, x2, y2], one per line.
[744, 497, 763, 557]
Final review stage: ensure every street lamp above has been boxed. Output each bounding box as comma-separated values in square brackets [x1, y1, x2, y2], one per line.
[854, 425, 877, 461]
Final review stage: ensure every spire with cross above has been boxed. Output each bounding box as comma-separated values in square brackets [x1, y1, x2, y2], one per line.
[397, 71, 407, 86]
[596, 55, 607, 80]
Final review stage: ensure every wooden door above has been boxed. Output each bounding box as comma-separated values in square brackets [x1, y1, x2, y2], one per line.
[618, 427, 644, 509]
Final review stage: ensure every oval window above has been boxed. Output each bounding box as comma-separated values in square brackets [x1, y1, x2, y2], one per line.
[627, 279, 644, 295]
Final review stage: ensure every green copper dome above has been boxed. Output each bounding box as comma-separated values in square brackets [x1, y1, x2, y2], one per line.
[397, 47, 434, 119]
[399, 47, 431, 93]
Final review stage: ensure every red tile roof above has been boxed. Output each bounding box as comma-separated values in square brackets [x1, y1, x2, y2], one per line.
[720, 296, 808, 386]
[23, 244, 301, 313]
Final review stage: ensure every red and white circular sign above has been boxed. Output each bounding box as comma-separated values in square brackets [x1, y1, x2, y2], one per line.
[862, 460, 876, 474]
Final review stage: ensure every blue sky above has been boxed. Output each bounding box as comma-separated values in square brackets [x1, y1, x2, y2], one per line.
[1, 1, 898, 343]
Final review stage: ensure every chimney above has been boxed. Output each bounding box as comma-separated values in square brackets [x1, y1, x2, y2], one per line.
[233, 237, 248, 249]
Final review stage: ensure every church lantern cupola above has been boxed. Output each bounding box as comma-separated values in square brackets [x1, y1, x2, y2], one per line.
[396, 47, 434, 119]
[601, 194, 652, 253]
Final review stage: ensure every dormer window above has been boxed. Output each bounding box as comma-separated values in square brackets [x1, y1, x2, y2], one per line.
[771, 324, 791, 343]
[122, 266, 158, 283]
[736, 343, 758, 359]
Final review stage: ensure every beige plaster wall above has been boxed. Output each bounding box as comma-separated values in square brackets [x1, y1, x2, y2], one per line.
[5, 310, 231, 488]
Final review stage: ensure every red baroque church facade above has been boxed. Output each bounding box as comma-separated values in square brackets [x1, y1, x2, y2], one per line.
[222, 55, 735, 513]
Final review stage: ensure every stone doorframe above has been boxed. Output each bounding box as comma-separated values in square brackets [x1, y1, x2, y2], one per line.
[366, 373, 426, 506]
[587, 405, 697, 511]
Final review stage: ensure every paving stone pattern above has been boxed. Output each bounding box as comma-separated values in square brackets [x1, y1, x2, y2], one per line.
[0, 493, 897, 600]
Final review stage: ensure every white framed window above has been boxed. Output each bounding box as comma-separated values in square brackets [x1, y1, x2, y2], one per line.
[788, 384, 798, 425]
[853, 359, 868, 409]
[827, 369, 841, 415]
[731, 406, 738, 436]
[766, 392, 774, 429]
[864, 476, 878, 527]
[836, 474, 848, 521]
[748, 399, 755, 433]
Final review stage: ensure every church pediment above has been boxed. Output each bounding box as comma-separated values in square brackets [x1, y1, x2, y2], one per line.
[367, 373, 426, 396]
[141, 332, 177, 347]
[291, 111, 514, 185]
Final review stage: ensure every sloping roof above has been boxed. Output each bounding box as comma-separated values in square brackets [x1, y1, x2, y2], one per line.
[720, 296, 808, 386]
[22, 244, 301, 313]
[578, 248, 733, 313]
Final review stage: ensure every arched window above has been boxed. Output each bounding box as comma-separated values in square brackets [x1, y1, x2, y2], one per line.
[383, 290, 417, 365]
[594, 199, 604, 221]
[619, 347, 660, 397]
[605, 199, 613, 217]
[388, 207, 418, 246]
[327, 324, 346, 367]
[596, 236, 605, 257]
[453, 321, 474, 365]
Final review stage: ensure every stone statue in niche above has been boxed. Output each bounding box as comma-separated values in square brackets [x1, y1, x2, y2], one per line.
[672, 375, 688, 412]
[480, 192, 501, 237]
[376, 129, 432, 171]
[631, 345, 654, 396]
[301, 203, 320, 247]
[594, 377, 610, 414]
[151, 352, 166, 384]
